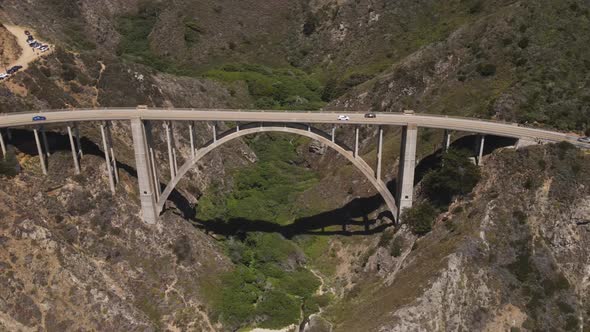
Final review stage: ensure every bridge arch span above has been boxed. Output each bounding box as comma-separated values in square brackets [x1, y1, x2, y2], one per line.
[156, 124, 398, 221]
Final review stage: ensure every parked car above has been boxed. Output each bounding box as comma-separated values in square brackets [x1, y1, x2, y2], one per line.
[24, 30, 31, 36]
[32, 115, 47, 121]
[338, 115, 350, 121]
[27, 39, 35, 45]
[26, 35, 34, 42]
[0, 73, 8, 80]
[364, 113, 376, 118]
[40, 46, 49, 52]
[30, 42, 40, 48]
[578, 137, 590, 143]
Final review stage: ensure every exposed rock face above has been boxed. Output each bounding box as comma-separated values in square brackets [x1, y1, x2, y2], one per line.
[334, 144, 590, 332]
[0, 153, 231, 331]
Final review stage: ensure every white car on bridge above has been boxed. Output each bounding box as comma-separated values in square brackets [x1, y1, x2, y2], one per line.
[338, 115, 350, 121]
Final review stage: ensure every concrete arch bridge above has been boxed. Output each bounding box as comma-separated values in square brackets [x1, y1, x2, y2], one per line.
[0, 107, 586, 224]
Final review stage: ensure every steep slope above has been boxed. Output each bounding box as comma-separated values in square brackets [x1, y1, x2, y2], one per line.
[328, 143, 590, 331]
[0, 149, 231, 331]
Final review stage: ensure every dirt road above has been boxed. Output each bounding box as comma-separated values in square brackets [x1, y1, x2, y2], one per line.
[3, 24, 52, 71]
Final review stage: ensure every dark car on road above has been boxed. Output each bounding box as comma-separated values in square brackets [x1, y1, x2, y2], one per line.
[7, 66, 22, 74]
[32, 115, 47, 121]
[364, 113, 377, 118]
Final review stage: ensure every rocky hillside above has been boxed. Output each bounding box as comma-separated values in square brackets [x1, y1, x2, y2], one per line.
[0, 0, 589, 331]
[0, 149, 230, 331]
[328, 143, 590, 331]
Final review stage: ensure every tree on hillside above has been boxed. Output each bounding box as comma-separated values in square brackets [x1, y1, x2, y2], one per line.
[402, 202, 438, 236]
[422, 149, 481, 207]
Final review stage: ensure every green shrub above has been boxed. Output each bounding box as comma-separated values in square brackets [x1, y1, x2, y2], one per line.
[422, 149, 481, 207]
[402, 202, 439, 236]
[390, 237, 404, 257]
[205, 63, 325, 110]
[0, 150, 18, 177]
[477, 63, 497, 76]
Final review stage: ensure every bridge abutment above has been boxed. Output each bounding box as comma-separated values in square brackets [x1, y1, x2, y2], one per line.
[131, 118, 158, 225]
[397, 124, 418, 219]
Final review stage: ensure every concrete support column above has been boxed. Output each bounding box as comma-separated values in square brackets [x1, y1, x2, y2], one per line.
[0, 130, 6, 159]
[331, 126, 336, 143]
[212, 122, 217, 142]
[33, 128, 48, 175]
[130, 118, 158, 225]
[40, 126, 50, 157]
[443, 129, 452, 151]
[74, 124, 83, 157]
[236, 122, 240, 132]
[397, 124, 418, 219]
[354, 127, 360, 158]
[100, 122, 116, 193]
[144, 121, 161, 199]
[476, 135, 485, 166]
[376, 127, 383, 180]
[67, 125, 81, 174]
[105, 122, 119, 184]
[164, 121, 176, 179]
[189, 122, 196, 158]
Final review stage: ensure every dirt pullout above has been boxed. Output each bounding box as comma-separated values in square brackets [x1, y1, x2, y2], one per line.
[2, 24, 53, 71]
[0, 24, 21, 68]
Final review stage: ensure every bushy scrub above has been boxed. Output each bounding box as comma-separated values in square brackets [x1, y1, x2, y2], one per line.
[212, 233, 321, 330]
[197, 134, 319, 225]
[205, 63, 325, 110]
[422, 149, 481, 207]
[402, 202, 439, 236]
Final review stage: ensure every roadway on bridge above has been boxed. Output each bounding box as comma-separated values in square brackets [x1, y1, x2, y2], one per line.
[0, 108, 588, 147]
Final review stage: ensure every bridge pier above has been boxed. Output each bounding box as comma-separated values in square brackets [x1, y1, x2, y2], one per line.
[100, 122, 116, 193]
[331, 126, 336, 143]
[67, 124, 81, 174]
[33, 127, 48, 175]
[189, 122, 196, 158]
[376, 126, 383, 180]
[144, 121, 161, 199]
[164, 121, 177, 179]
[0, 130, 6, 159]
[40, 126, 50, 157]
[476, 135, 485, 166]
[213, 122, 217, 142]
[105, 122, 119, 184]
[354, 126, 359, 158]
[443, 129, 452, 151]
[397, 124, 418, 219]
[131, 118, 158, 225]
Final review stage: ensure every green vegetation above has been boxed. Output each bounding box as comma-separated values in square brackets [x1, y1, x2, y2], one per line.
[211, 233, 321, 329]
[0, 150, 18, 177]
[198, 134, 330, 329]
[116, 2, 195, 75]
[197, 134, 319, 224]
[402, 202, 438, 236]
[422, 149, 481, 207]
[205, 64, 325, 110]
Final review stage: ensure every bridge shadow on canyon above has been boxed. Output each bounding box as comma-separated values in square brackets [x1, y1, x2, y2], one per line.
[182, 134, 518, 238]
[5, 128, 516, 238]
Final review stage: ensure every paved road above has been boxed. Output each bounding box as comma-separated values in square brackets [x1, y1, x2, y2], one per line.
[0, 108, 587, 147]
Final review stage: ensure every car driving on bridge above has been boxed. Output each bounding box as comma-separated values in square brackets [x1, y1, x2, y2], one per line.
[32, 115, 47, 121]
[338, 115, 350, 121]
[365, 113, 376, 118]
